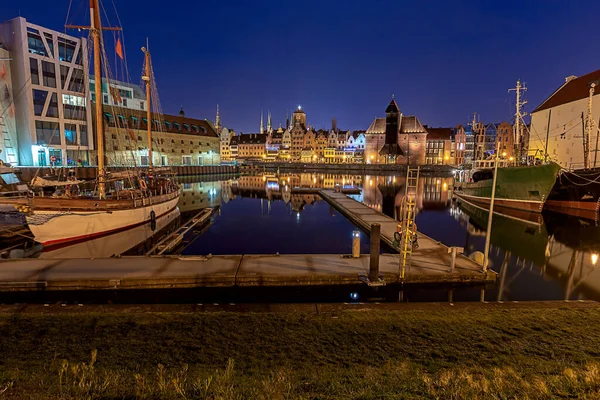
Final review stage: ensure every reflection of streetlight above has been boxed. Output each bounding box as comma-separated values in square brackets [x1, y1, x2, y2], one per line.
[502, 152, 507, 158]
[592, 253, 599, 266]
[509, 156, 514, 162]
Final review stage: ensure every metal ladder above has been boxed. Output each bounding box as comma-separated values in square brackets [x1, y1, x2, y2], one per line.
[400, 166, 420, 278]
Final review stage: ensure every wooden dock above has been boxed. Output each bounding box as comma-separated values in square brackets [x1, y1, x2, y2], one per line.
[0, 252, 494, 292]
[319, 189, 495, 280]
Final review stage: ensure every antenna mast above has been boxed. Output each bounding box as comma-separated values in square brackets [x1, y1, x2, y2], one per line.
[509, 80, 527, 164]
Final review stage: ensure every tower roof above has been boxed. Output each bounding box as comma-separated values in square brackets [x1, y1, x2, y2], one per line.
[385, 99, 400, 113]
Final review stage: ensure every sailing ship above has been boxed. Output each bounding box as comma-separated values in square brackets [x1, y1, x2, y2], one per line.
[544, 83, 600, 219]
[454, 80, 561, 213]
[24, 0, 180, 246]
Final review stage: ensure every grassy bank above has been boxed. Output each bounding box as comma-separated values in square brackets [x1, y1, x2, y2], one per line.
[1, 305, 600, 398]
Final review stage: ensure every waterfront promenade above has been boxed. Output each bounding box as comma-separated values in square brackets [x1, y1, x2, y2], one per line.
[0, 252, 494, 292]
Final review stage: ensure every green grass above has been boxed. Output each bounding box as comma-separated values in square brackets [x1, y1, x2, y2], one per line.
[1, 306, 600, 398]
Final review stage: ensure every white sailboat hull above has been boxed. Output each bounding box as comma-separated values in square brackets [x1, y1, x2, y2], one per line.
[26, 196, 180, 246]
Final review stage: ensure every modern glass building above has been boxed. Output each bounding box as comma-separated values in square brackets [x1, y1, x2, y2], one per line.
[0, 17, 92, 166]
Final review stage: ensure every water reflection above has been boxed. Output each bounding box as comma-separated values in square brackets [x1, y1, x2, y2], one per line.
[452, 197, 600, 301]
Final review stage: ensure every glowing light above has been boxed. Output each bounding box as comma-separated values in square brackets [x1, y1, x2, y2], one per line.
[437, 179, 441, 184]
[370, 155, 374, 159]
[443, 182, 448, 190]
[353, 231, 360, 238]
[393, 177, 396, 183]
[444, 155, 449, 160]
[313, 177, 317, 184]
[509, 156, 514, 161]
[287, 177, 290, 183]
[262, 175, 266, 181]
[592, 253, 599, 265]
[370, 179, 373, 186]
[298, 105, 302, 110]
[350, 292, 359, 301]
[502, 152, 507, 157]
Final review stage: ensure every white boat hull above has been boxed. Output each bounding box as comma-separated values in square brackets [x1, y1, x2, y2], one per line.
[26, 196, 180, 246]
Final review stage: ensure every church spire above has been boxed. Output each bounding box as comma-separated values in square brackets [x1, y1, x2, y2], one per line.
[267, 109, 272, 134]
[260, 110, 264, 134]
[215, 104, 222, 134]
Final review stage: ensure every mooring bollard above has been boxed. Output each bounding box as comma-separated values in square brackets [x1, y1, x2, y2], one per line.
[448, 246, 464, 272]
[369, 223, 381, 282]
[352, 231, 360, 258]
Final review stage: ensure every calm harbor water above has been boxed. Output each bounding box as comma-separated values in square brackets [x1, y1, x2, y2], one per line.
[1, 171, 599, 303]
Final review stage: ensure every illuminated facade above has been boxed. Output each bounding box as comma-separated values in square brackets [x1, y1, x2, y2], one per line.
[102, 105, 220, 166]
[365, 98, 428, 164]
[0, 17, 92, 166]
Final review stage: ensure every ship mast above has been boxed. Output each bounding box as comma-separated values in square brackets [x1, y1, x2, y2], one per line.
[584, 83, 596, 169]
[142, 45, 152, 170]
[91, 0, 106, 198]
[509, 80, 527, 164]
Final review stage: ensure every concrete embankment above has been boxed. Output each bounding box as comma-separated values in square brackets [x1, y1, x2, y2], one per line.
[17, 165, 238, 181]
[241, 162, 456, 175]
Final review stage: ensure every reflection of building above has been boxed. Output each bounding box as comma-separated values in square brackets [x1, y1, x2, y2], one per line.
[365, 98, 428, 164]
[0, 17, 92, 166]
[178, 180, 222, 214]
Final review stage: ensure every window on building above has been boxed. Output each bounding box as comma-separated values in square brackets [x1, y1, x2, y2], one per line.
[33, 89, 48, 116]
[64, 123, 77, 145]
[68, 68, 84, 93]
[46, 93, 59, 118]
[80, 125, 88, 146]
[58, 37, 77, 62]
[104, 113, 115, 124]
[112, 134, 117, 139]
[43, 33, 54, 58]
[103, 94, 109, 104]
[29, 58, 40, 85]
[182, 156, 192, 165]
[35, 120, 60, 145]
[41, 61, 56, 88]
[173, 122, 181, 131]
[183, 123, 190, 132]
[165, 121, 171, 129]
[48, 148, 62, 165]
[137, 136, 142, 141]
[27, 33, 47, 56]
[122, 98, 127, 107]
[140, 101, 144, 110]
[59, 65, 69, 89]
[140, 155, 149, 166]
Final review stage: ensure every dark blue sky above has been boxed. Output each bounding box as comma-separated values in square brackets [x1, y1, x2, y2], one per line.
[3, 0, 600, 133]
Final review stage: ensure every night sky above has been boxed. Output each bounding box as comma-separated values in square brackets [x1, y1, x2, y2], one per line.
[3, 0, 600, 133]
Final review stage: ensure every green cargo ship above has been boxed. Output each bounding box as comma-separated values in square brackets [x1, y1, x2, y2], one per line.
[454, 161, 561, 213]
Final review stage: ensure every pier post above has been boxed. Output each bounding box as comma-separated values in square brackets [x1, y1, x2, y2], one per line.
[352, 231, 360, 258]
[369, 223, 381, 282]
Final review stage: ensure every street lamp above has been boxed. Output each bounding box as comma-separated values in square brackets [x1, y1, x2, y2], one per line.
[502, 151, 507, 158]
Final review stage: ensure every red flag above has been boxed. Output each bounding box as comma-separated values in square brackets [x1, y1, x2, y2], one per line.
[115, 38, 124, 60]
